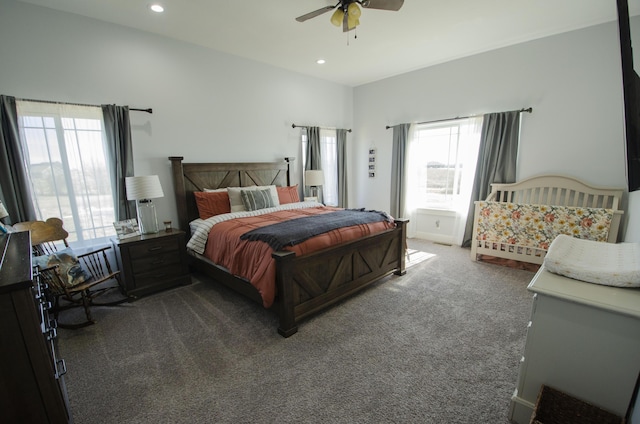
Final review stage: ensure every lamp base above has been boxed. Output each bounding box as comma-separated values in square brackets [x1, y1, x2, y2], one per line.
[137, 199, 159, 234]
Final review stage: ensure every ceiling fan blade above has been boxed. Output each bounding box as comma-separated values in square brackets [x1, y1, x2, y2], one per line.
[361, 0, 404, 11]
[295, 5, 337, 22]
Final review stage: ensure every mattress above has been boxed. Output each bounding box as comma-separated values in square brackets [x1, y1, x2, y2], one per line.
[543, 234, 640, 288]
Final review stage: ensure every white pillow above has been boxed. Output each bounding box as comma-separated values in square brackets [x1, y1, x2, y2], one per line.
[203, 188, 227, 193]
[227, 185, 279, 212]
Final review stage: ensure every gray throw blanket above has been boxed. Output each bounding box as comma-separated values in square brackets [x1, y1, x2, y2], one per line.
[240, 209, 392, 251]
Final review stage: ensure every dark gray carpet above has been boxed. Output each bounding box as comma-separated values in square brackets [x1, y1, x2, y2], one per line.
[57, 239, 535, 423]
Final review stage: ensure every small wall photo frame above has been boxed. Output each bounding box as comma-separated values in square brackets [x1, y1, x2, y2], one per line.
[113, 218, 140, 240]
[368, 148, 376, 178]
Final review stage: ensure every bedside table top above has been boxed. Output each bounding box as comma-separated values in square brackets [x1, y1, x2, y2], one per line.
[112, 229, 184, 245]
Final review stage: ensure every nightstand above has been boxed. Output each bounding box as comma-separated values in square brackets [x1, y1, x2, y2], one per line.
[111, 229, 190, 298]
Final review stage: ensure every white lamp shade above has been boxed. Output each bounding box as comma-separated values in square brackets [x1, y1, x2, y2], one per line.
[0, 201, 8, 219]
[305, 170, 324, 186]
[125, 175, 164, 200]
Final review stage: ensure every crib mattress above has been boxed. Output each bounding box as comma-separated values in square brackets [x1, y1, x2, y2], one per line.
[543, 234, 640, 288]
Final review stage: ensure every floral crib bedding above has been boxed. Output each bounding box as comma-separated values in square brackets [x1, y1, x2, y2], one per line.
[473, 201, 614, 261]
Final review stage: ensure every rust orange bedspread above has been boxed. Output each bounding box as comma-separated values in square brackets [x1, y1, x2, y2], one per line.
[203, 206, 394, 308]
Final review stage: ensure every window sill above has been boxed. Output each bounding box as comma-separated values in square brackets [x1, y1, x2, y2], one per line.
[415, 208, 457, 216]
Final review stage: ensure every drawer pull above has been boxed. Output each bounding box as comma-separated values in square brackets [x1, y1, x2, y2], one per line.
[148, 246, 164, 252]
[55, 359, 67, 379]
[46, 327, 57, 341]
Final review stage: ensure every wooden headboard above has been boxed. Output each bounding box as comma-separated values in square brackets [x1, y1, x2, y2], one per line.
[168, 157, 293, 231]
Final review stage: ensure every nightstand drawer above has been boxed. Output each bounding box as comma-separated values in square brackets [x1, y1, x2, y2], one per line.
[131, 251, 181, 274]
[127, 237, 179, 259]
[132, 265, 187, 289]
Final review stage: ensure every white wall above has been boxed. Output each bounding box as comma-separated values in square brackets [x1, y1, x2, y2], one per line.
[0, 0, 637, 242]
[0, 0, 353, 229]
[353, 20, 636, 241]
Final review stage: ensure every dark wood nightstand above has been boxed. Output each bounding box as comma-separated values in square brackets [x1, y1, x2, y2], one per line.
[111, 229, 190, 299]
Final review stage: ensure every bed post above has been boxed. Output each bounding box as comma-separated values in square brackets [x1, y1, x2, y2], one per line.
[284, 157, 294, 187]
[394, 218, 408, 276]
[272, 250, 298, 337]
[168, 156, 188, 231]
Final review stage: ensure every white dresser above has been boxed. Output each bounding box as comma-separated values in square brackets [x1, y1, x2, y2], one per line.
[509, 266, 640, 423]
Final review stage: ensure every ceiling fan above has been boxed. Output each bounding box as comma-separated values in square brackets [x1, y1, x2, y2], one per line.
[296, 0, 404, 32]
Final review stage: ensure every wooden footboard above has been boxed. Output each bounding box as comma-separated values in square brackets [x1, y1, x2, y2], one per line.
[274, 218, 407, 337]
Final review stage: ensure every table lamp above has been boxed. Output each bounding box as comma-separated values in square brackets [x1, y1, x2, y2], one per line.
[125, 175, 164, 234]
[304, 170, 324, 198]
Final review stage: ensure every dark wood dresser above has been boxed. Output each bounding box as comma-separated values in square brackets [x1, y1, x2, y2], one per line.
[0, 231, 72, 423]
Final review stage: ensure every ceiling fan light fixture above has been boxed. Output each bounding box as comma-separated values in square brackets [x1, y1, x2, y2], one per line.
[330, 9, 344, 27]
[346, 3, 361, 30]
[348, 3, 361, 18]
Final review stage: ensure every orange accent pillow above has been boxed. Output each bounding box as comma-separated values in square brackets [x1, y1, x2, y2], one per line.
[194, 191, 231, 219]
[277, 185, 300, 204]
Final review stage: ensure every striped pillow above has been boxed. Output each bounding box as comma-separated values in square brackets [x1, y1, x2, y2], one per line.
[240, 188, 275, 211]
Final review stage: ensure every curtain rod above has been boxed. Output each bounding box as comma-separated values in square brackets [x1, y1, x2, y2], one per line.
[292, 123, 352, 133]
[17, 97, 153, 114]
[385, 107, 532, 129]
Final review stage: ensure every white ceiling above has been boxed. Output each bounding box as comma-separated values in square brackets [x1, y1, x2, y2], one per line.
[17, 0, 640, 87]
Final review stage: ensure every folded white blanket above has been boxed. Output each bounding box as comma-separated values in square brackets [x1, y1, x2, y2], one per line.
[544, 234, 640, 288]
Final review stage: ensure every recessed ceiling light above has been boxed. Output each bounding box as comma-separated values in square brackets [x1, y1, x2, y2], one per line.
[316, 59, 326, 65]
[150, 4, 164, 13]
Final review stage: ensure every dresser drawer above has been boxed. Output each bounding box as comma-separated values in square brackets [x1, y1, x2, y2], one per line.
[127, 237, 180, 259]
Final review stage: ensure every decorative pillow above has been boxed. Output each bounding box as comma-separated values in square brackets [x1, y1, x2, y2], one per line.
[240, 188, 276, 211]
[194, 191, 231, 219]
[227, 185, 279, 212]
[33, 248, 90, 288]
[277, 185, 300, 204]
[203, 188, 227, 193]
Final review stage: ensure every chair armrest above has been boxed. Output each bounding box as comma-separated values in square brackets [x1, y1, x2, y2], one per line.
[76, 245, 112, 259]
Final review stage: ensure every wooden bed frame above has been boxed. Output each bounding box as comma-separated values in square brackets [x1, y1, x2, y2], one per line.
[169, 156, 408, 337]
[470, 174, 625, 265]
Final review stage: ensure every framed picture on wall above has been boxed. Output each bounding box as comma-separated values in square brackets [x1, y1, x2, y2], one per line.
[368, 147, 376, 178]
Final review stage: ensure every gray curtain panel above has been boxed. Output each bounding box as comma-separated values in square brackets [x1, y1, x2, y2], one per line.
[102, 104, 135, 221]
[461, 111, 521, 247]
[390, 123, 411, 219]
[304, 126, 322, 199]
[337, 128, 348, 208]
[0, 95, 36, 223]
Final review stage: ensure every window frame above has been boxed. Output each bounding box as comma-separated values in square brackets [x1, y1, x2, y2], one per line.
[408, 117, 482, 212]
[16, 101, 117, 243]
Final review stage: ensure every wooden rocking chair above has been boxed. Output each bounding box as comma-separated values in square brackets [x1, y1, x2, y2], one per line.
[14, 217, 129, 328]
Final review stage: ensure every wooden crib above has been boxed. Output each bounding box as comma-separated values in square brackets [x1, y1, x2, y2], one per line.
[470, 175, 624, 265]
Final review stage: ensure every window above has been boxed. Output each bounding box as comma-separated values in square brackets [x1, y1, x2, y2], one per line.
[17, 101, 116, 242]
[408, 117, 482, 211]
[302, 128, 338, 206]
